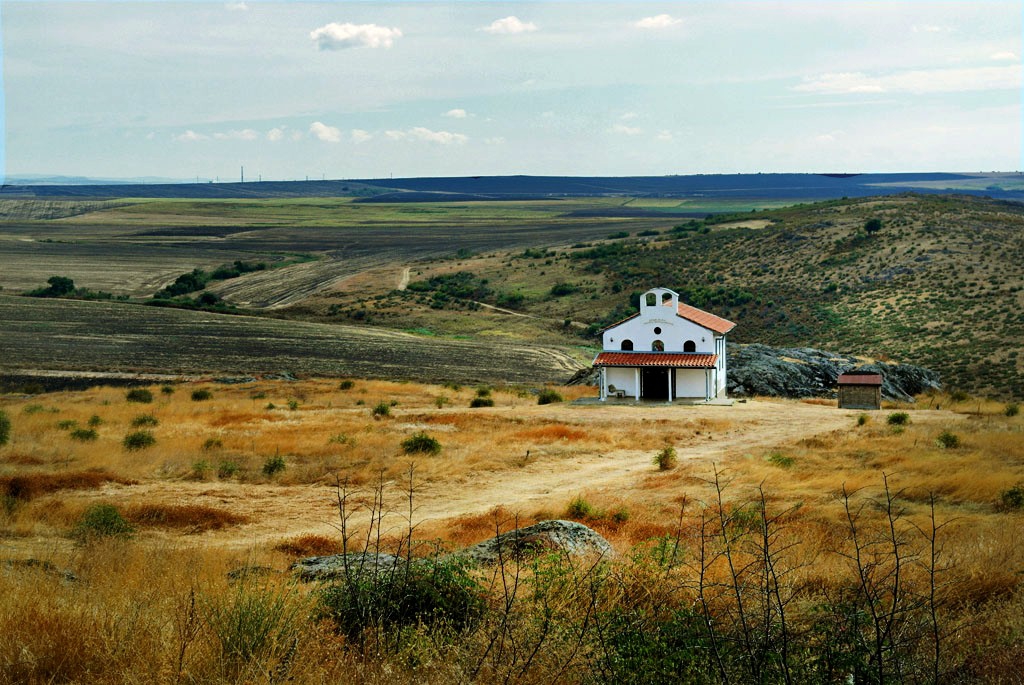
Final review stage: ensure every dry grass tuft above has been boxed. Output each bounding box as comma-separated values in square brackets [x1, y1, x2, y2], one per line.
[273, 533, 344, 557]
[0, 470, 134, 501]
[514, 424, 588, 442]
[124, 503, 250, 532]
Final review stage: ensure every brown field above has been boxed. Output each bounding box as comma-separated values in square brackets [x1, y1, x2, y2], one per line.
[2, 380, 1023, 682]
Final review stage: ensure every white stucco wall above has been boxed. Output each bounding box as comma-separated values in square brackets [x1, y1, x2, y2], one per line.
[603, 312, 714, 353]
[606, 367, 638, 396]
[674, 369, 707, 398]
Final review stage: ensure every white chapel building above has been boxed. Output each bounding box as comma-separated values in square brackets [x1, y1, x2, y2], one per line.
[594, 287, 736, 402]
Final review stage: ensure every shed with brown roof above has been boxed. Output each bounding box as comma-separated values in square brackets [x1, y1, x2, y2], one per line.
[838, 372, 883, 410]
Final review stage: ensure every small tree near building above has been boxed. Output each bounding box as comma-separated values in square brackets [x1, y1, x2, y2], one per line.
[864, 218, 883, 235]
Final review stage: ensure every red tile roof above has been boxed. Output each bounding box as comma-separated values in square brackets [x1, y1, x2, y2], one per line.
[594, 352, 718, 368]
[676, 302, 736, 334]
[838, 373, 883, 386]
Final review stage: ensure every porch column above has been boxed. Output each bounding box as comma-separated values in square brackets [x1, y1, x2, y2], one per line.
[599, 367, 607, 401]
[634, 368, 640, 401]
[667, 368, 673, 403]
[705, 369, 711, 401]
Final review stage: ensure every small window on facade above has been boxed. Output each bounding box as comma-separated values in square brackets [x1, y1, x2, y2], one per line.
[652, 340, 665, 352]
[621, 339, 634, 351]
[684, 340, 696, 352]
[661, 292, 672, 305]
[645, 293, 656, 307]
[653, 326, 662, 335]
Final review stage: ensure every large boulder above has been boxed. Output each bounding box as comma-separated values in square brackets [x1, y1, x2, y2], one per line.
[727, 343, 940, 401]
[290, 552, 405, 582]
[454, 520, 613, 566]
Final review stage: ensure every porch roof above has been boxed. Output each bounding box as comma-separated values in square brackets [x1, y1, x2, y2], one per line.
[593, 352, 718, 368]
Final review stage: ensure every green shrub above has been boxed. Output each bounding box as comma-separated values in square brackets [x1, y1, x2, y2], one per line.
[160, 385, 175, 396]
[191, 389, 213, 402]
[205, 579, 306, 678]
[401, 432, 441, 455]
[949, 390, 969, 403]
[57, 419, 77, 430]
[317, 557, 485, 642]
[287, 399, 299, 411]
[191, 460, 211, 479]
[131, 414, 159, 427]
[339, 380, 355, 391]
[263, 455, 286, 477]
[202, 437, 223, 451]
[217, 461, 240, 479]
[1000, 484, 1024, 510]
[887, 412, 910, 426]
[936, 430, 961, 449]
[475, 386, 492, 398]
[434, 395, 450, 408]
[70, 428, 98, 442]
[857, 414, 869, 427]
[72, 503, 134, 541]
[567, 495, 594, 519]
[87, 414, 103, 427]
[0, 409, 10, 446]
[1006, 403, 1020, 418]
[469, 397, 494, 408]
[537, 388, 564, 405]
[371, 401, 391, 418]
[123, 430, 156, 451]
[767, 452, 795, 468]
[654, 446, 678, 471]
[126, 388, 153, 404]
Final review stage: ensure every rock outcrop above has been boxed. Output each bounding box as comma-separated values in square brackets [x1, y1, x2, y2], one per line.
[726, 344, 940, 401]
[454, 520, 613, 566]
[291, 520, 614, 582]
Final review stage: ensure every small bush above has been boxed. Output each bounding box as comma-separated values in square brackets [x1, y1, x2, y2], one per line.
[69, 428, 98, 442]
[131, 414, 159, 427]
[263, 454, 286, 477]
[125, 388, 153, 404]
[191, 389, 213, 402]
[339, 380, 355, 391]
[123, 430, 156, 451]
[191, 460, 211, 479]
[217, 461, 240, 479]
[475, 386, 492, 398]
[401, 432, 442, 455]
[857, 413, 869, 427]
[22, 404, 45, 414]
[434, 395, 450, 408]
[72, 503, 134, 542]
[287, 399, 299, 411]
[57, 419, 77, 430]
[887, 412, 910, 426]
[469, 397, 495, 408]
[1006, 403, 1020, 418]
[767, 452, 795, 468]
[87, 414, 103, 427]
[936, 430, 961, 449]
[202, 437, 223, 451]
[0, 410, 10, 446]
[654, 446, 678, 471]
[537, 388, 564, 405]
[371, 401, 391, 418]
[317, 557, 485, 641]
[160, 385, 175, 396]
[949, 390, 970, 402]
[567, 495, 594, 519]
[1000, 484, 1024, 510]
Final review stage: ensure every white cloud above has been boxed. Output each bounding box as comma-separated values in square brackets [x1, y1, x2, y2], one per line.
[174, 130, 207, 142]
[620, 112, 639, 120]
[483, 16, 537, 35]
[444, 108, 468, 119]
[912, 24, 948, 33]
[309, 121, 342, 143]
[310, 22, 402, 50]
[385, 127, 468, 144]
[991, 51, 1019, 61]
[351, 129, 372, 144]
[610, 124, 642, 136]
[213, 128, 258, 141]
[267, 127, 285, 142]
[633, 14, 682, 30]
[290, 130, 305, 142]
[794, 65, 1021, 94]
[225, 2, 248, 11]
[656, 130, 673, 142]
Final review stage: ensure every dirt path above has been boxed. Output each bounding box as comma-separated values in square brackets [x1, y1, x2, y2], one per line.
[72, 400, 936, 550]
[397, 266, 411, 290]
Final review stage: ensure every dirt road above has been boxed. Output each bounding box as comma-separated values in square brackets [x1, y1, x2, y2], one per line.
[73, 399, 929, 550]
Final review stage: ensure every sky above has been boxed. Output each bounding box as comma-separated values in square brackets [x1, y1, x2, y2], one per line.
[1, 1, 1021, 182]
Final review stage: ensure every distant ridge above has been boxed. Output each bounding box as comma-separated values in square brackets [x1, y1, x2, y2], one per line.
[2, 172, 1021, 203]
